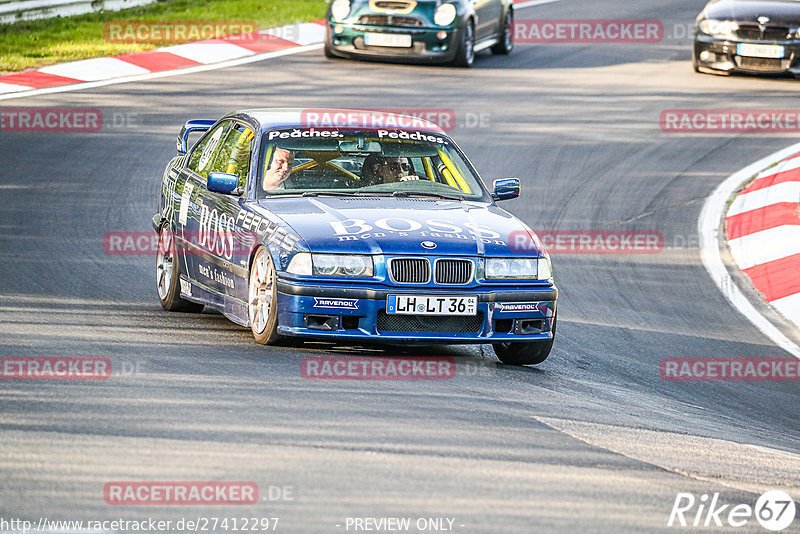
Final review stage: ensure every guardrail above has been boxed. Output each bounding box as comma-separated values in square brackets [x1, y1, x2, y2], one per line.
[1, 0, 157, 25]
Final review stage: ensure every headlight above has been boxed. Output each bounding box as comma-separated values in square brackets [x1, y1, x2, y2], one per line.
[485, 258, 538, 280]
[434, 3, 457, 26]
[315, 254, 374, 277]
[537, 257, 553, 281]
[287, 253, 373, 277]
[331, 0, 351, 22]
[287, 252, 312, 275]
[698, 19, 739, 39]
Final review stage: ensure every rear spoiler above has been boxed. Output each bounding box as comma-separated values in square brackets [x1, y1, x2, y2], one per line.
[176, 119, 216, 155]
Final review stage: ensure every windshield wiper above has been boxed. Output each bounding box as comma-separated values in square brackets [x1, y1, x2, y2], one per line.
[301, 191, 356, 197]
[391, 191, 463, 201]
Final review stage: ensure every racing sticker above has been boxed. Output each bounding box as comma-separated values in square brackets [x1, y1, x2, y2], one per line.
[313, 298, 359, 310]
[198, 127, 224, 171]
[493, 302, 546, 313]
[328, 217, 507, 246]
[178, 182, 194, 226]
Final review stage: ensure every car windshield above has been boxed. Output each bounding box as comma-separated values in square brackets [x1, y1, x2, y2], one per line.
[256, 129, 489, 201]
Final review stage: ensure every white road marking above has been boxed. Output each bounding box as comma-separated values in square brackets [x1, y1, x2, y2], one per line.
[699, 141, 800, 359]
[260, 22, 327, 46]
[39, 57, 150, 81]
[728, 225, 800, 269]
[0, 44, 322, 101]
[160, 42, 256, 64]
[514, 0, 564, 9]
[727, 181, 800, 216]
[772, 293, 800, 327]
[0, 82, 31, 94]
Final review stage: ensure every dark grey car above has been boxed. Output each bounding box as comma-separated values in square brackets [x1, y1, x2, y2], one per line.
[694, 0, 800, 77]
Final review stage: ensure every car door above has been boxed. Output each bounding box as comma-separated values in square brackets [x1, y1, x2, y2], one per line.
[202, 121, 256, 299]
[190, 121, 256, 299]
[178, 119, 234, 289]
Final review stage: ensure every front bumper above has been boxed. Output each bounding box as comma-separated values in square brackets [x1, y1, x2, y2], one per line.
[694, 34, 800, 75]
[275, 279, 557, 343]
[327, 21, 461, 63]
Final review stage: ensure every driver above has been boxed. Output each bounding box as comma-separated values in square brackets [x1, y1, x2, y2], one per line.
[263, 148, 295, 191]
[362, 154, 418, 185]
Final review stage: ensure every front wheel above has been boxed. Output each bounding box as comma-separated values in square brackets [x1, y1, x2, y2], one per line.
[492, 316, 556, 366]
[491, 12, 513, 55]
[248, 247, 281, 345]
[156, 225, 204, 313]
[453, 21, 475, 67]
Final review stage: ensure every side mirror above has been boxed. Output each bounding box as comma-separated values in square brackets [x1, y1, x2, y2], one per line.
[492, 178, 520, 201]
[207, 172, 239, 195]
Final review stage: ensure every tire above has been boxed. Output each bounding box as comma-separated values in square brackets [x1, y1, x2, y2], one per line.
[492, 315, 556, 366]
[324, 42, 338, 59]
[156, 224, 204, 313]
[491, 11, 513, 55]
[324, 26, 339, 59]
[248, 247, 281, 345]
[453, 20, 475, 67]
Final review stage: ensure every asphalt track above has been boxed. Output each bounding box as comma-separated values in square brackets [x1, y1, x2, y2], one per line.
[1, 0, 799, 532]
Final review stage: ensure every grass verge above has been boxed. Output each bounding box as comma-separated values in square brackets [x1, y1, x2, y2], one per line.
[0, 0, 325, 74]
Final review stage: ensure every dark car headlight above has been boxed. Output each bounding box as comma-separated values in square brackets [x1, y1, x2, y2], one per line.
[331, 0, 351, 22]
[434, 3, 457, 26]
[287, 253, 374, 278]
[698, 19, 739, 39]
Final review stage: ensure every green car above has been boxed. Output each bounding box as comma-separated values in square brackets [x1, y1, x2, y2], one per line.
[325, 0, 514, 67]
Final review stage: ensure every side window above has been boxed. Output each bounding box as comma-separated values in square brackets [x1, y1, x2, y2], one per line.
[210, 124, 255, 188]
[186, 121, 232, 179]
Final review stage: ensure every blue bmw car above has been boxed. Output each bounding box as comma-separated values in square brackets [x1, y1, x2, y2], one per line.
[154, 109, 557, 365]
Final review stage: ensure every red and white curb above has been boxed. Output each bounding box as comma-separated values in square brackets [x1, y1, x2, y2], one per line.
[700, 142, 800, 359]
[725, 154, 800, 328]
[0, 21, 327, 96]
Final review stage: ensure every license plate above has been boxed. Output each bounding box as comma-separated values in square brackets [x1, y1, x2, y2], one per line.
[387, 295, 477, 316]
[737, 43, 785, 59]
[364, 33, 412, 48]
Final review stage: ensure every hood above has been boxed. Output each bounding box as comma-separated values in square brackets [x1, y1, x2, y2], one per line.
[702, 0, 800, 24]
[252, 196, 542, 257]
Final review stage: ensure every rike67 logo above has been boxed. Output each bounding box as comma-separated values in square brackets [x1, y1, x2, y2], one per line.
[669, 491, 796, 531]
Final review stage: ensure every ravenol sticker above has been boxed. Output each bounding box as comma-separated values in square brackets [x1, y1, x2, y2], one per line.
[313, 298, 359, 310]
[494, 302, 545, 313]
